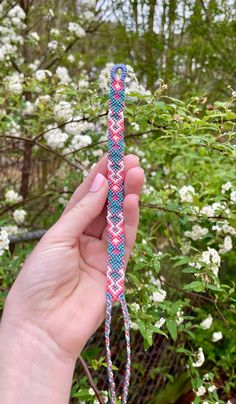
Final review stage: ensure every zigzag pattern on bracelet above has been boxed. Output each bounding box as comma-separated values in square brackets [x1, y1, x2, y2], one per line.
[105, 63, 131, 404]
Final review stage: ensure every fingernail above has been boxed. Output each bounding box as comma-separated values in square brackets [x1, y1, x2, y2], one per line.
[90, 173, 105, 192]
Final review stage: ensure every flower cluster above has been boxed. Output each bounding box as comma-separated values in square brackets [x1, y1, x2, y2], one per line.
[200, 315, 213, 330]
[5, 189, 22, 204]
[184, 225, 208, 240]
[35, 69, 52, 82]
[191, 247, 221, 278]
[54, 101, 74, 122]
[0, 4, 25, 63]
[192, 347, 205, 368]
[44, 125, 69, 150]
[179, 185, 195, 203]
[0, 229, 10, 256]
[55, 66, 71, 84]
[13, 209, 27, 225]
[6, 72, 24, 95]
[68, 22, 86, 38]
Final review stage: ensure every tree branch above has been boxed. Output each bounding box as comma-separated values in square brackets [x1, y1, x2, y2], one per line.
[140, 202, 228, 220]
[78, 355, 104, 404]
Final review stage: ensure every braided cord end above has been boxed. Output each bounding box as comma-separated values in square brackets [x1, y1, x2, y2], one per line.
[105, 293, 131, 404]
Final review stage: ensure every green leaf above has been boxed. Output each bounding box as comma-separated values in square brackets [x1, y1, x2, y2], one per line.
[183, 281, 205, 292]
[170, 300, 183, 316]
[172, 256, 191, 267]
[206, 284, 224, 292]
[182, 267, 199, 274]
[166, 319, 177, 341]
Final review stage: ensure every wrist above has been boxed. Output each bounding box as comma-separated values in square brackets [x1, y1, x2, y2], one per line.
[0, 315, 76, 404]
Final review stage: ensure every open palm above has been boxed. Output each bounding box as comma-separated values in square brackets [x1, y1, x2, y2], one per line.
[3, 154, 144, 360]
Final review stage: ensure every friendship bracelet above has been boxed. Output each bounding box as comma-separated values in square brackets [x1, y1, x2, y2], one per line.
[105, 63, 131, 403]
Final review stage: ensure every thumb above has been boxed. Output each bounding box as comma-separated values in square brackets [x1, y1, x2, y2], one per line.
[47, 173, 108, 241]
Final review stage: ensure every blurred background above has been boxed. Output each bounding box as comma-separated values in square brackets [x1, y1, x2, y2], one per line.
[0, 1, 236, 403]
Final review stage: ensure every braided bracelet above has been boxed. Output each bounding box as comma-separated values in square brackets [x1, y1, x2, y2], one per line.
[105, 63, 131, 403]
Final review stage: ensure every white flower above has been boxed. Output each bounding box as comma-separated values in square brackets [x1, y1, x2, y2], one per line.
[221, 181, 232, 193]
[0, 43, 18, 61]
[68, 22, 86, 38]
[55, 66, 71, 84]
[102, 390, 109, 403]
[67, 54, 75, 63]
[212, 201, 229, 214]
[48, 8, 54, 18]
[5, 189, 22, 204]
[8, 5, 26, 20]
[2, 225, 18, 235]
[184, 225, 208, 240]
[30, 31, 40, 42]
[179, 185, 195, 203]
[88, 387, 95, 396]
[192, 347, 205, 367]
[196, 385, 206, 396]
[58, 193, 68, 206]
[200, 205, 215, 217]
[219, 236, 233, 254]
[79, 78, 89, 88]
[65, 121, 82, 136]
[212, 220, 236, 236]
[200, 248, 221, 277]
[208, 384, 216, 392]
[200, 315, 213, 330]
[0, 229, 10, 256]
[176, 310, 184, 325]
[201, 201, 229, 217]
[130, 302, 140, 312]
[35, 95, 51, 106]
[69, 133, 92, 150]
[163, 166, 170, 175]
[44, 125, 68, 149]
[131, 122, 140, 131]
[28, 59, 40, 71]
[151, 289, 166, 303]
[0, 47, 6, 61]
[35, 69, 52, 81]
[83, 10, 94, 21]
[54, 101, 73, 121]
[92, 149, 103, 158]
[13, 209, 27, 224]
[148, 274, 165, 288]
[155, 317, 166, 328]
[211, 266, 219, 277]
[6, 72, 23, 94]
[129, 320, 138, 330]
[23, 101, 35, 115]
[48, 40, 58, 50]
[230, 190, 236, 203]
[50, 28, 60, 36]
[212, 331, 223, 342]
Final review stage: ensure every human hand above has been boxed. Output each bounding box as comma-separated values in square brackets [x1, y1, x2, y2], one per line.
[2, 154, 144, 361]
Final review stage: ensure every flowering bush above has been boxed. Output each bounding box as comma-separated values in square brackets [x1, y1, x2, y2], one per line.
[0, 1, 236, 403]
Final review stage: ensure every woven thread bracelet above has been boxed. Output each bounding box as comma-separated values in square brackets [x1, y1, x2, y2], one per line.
[105, 63, 131, 403]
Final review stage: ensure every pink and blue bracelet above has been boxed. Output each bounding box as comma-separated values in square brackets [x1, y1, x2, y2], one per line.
[105, 63, 131, 403]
